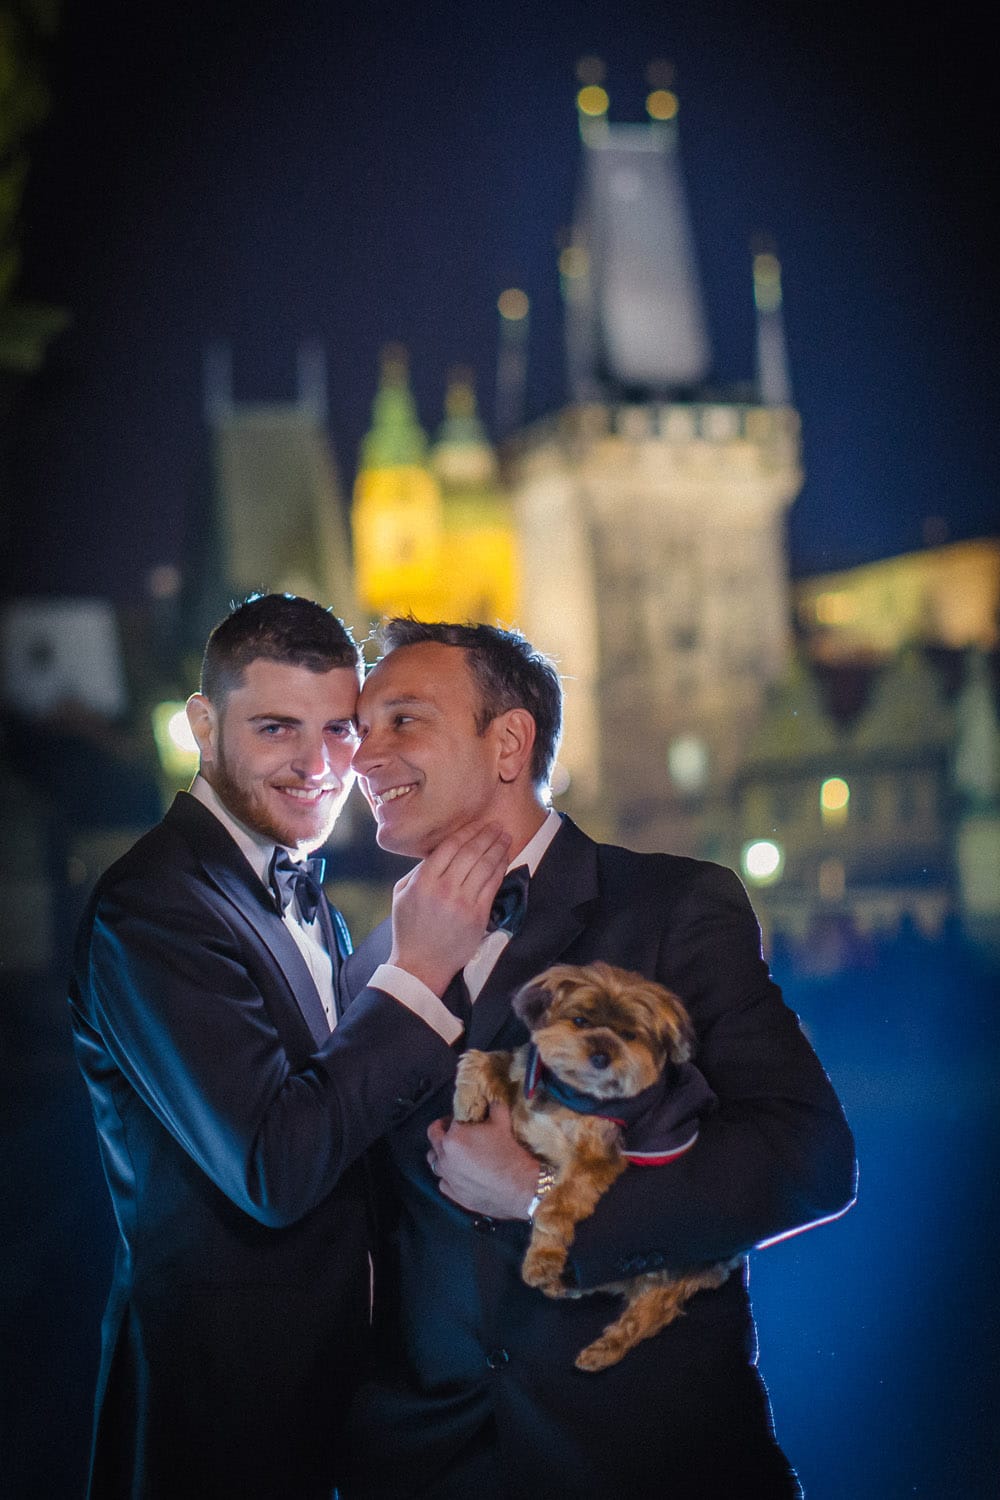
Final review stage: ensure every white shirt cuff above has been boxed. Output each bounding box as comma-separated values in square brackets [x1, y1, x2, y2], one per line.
[367, 964, 464, 1046]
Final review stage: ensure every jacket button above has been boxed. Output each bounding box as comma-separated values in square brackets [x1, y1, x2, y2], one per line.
[619, 1256, 647, 1275]
[485, 1348, 509, 1370]
[472, 1216, 496, 1234]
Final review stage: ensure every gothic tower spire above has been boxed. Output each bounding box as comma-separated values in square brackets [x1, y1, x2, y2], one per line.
[753, 243, 793, 406]
[565, 61, 711, 400]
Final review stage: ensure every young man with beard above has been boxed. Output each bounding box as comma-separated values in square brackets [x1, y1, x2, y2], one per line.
[69, 594, 509, 1500]
[341, 617, 856, 1500]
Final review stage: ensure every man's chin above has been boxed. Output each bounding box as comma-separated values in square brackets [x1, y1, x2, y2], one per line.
[227, 792, 335, 850]
[279, 812, 340, 853]
[374, 819, 429, 861]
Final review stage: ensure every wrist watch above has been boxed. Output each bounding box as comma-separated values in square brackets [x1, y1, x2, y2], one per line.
[526, 1161, 557, 1220]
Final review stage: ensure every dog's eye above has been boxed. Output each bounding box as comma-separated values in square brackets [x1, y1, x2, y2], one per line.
[619, 1028, 637, 1042]
[571, 1015, 588, 1028]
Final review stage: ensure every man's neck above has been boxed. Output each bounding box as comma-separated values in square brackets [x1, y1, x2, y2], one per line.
[500, 795, 552, 864]
[188, 774, 276, 887]
[505, 806, 561, 875]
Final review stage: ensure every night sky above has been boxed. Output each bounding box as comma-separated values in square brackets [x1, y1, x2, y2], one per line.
[10, 0, 996, 604]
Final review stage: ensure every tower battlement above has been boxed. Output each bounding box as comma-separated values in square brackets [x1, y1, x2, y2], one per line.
[513, 401, 801, 487]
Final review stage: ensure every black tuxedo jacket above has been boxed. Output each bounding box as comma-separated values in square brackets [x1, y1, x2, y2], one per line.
[342, 815, 855, 1500]
[69, 792, 456, 1500]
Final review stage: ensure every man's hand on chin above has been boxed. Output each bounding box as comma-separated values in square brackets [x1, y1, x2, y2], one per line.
[426, 1102, 540, 1219]
[389, 821, 511, 996]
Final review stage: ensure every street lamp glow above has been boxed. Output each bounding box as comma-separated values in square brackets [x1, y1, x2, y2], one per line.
[646, 89, 678, 121]
[151, 700, 200, 780]
[498, 287, 529, 321]
[577, 85, 609, 117]
[820, 777, 850, 826]
[168, 709, 198, 754]
[821, 776, 850, 811]
[742, 840, 784, 885]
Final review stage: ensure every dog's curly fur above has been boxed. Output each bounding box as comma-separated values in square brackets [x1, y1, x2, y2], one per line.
[453, 961, 736, 1371]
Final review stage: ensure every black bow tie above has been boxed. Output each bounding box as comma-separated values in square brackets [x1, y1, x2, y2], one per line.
[269, 850, 327, 925]
[488, 864, 530, 937]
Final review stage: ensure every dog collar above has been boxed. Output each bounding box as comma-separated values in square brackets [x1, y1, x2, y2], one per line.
[523, 1044, 717, 1165]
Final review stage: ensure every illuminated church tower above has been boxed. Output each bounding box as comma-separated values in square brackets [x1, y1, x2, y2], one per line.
[429, 370, 518, 624]
[352, 346, 444, 623]
[352, 348, 516, 628]
[509, 71, 803, 853]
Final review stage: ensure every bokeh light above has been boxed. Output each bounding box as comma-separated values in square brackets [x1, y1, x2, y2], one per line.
[151, 701, 199, 780]
[576, 85, 609, 117]
[646, 89, 679, 121]
[497, 287, 529, 321]
[820, 776, 850, 824]
[742, 839, 785, 884]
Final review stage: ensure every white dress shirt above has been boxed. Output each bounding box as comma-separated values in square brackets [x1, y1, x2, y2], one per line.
[190, 776, 339, 1029]
[368, 808, 562, 1038]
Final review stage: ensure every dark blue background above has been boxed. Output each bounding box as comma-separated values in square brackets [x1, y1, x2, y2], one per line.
[10, 1, 997, 601]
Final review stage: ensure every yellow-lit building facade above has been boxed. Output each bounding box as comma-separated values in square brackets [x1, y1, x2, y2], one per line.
[352, 350, 518, 631]
[794, 538, 1000, 661]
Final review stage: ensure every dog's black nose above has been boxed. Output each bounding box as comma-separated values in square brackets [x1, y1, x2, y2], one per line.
[589, 1051, 611, 1070]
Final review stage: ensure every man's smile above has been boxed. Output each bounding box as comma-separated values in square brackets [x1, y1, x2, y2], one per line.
[272, 784, 338, 803]
[368, 782, 417, 807]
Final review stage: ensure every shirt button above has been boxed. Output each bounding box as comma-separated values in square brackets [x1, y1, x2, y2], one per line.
[485, 1348, 509, 1370]
[472, 1216, 496, 1234]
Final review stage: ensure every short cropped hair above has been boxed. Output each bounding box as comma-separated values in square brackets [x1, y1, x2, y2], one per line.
[378, 618, 562, 789]
[201, 594, 361, 703]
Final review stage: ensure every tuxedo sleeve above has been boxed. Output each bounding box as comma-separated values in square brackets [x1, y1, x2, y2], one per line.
[78, 875, 456, 1229]
[566, 862, 856, 1284]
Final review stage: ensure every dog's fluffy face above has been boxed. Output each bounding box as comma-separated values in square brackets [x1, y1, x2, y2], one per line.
[512, 961, 693, 1101]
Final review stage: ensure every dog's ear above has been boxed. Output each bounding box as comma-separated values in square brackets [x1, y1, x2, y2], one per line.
[652, 992, 694, 1065]
[511, 979, 553, 1031]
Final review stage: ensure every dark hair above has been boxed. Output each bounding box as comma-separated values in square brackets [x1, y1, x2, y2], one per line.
[378, 618, 562, 788]
[201, 593, 360, 702]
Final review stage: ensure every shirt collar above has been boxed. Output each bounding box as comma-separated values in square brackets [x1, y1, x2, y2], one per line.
[189, 773, 281, 888]
[509, 807, 561, 877]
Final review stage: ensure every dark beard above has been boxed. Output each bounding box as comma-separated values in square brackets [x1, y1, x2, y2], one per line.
[207, 748, 333, 852]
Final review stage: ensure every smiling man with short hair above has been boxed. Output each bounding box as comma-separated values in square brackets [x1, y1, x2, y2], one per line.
[70, 593, 509, 1500]
[342, 615, 856, 1500]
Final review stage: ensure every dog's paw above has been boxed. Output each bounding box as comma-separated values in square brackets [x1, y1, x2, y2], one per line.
[452, 1052, 491, 1122]
[452, 1085, 489, 1123]
[574, 1338, 624, 1373]
[522, 1245, 569, 1296]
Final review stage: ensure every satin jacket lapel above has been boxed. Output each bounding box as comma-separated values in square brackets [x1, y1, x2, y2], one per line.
[467, 817, 599, 1051]
[315, 900, 350, 1022]
[165, 794, 333, 1048]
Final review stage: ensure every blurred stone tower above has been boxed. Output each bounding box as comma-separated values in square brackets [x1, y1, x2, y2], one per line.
[192, 343, 358, 631]
[508, 73, 802, 853]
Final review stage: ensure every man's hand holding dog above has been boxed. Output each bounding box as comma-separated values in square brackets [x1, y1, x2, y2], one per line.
[427, 1103, 541, 1219]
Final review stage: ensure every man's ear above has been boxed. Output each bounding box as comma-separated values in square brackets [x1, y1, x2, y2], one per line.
[495, 708, 536, 785]
[186, 693, 218, 767]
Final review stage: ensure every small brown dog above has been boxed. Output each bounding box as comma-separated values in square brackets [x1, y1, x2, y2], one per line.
[453, 960, 736, 1371]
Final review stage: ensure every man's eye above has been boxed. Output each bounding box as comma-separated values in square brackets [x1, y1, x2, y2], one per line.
[329, 722, 359, 741]
[392, 714, 414, 728]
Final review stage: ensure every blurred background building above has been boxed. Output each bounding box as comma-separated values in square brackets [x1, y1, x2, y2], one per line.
[6, 72, 995, 972]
